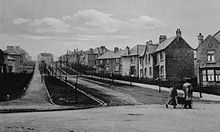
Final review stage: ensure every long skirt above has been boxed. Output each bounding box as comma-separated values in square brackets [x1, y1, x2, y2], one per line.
[167, 97, 177, 106]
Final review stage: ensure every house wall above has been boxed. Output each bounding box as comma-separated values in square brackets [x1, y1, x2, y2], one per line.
[9, 55, 22, 72]
[122, 57, 131, 76]
[96, 58, 122, 75]
[122, 56, 139, 77]
[197, 35, 220, 68]
[86, 54, 97, 68]
[165, 37, 195, 81]
[197, 35, 220, 87]
[154, 51, 166, 80]
[140, 54, 154, 79]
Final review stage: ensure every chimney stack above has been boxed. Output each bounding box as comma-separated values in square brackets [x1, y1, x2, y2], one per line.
[197, 33, 204, 45]
[148, 40, 153, 45]
[126, 46, 130, 55]
[114, 47, 119, 53]
[176, 28, 181, 38]
[15, 46, 20, 49]
[7, 46, 14, 50]
[159, 35, 167, 44]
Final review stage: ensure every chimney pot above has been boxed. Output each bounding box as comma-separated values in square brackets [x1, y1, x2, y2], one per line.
[197, 33, 204, 45]
[148, 40, 153, 45]
[114, 47, 119, 53]
[176, 28, 181, 37]
[159, 35, 167, 44]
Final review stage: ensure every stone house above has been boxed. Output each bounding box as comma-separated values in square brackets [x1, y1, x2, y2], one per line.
[0, 49, 8, 73]
[84, 46, 109, 68]
[196, 31, 220, 88]
[96, 47, 126, 75]
[122, 45, 146, 77]
[152, 29, 195, 81]
[38, 52, 54, 66]
[139, 40, 158, 79]
[4, 46, 23, 72]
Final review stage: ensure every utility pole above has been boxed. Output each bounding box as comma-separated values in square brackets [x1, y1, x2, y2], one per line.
[75, 49, 79, 103]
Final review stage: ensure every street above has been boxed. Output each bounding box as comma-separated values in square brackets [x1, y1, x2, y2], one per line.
[1, 103, 220, 132]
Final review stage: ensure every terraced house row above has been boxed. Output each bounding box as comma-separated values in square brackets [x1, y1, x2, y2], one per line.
[96, 29, 195, 81]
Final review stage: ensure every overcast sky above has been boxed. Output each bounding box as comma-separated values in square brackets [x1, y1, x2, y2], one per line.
[0, 0, 220, 60]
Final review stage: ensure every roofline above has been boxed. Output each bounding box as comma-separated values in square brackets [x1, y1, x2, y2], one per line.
[213, 30, 220, 37]
[153, 36, 176, 53]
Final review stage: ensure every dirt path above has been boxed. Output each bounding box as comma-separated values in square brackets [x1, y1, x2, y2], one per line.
[0, 63, 64, 110]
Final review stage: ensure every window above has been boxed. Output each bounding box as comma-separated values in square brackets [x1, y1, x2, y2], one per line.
[115, 65, 119, 72]
[207, 51, 215, 62]
[145, 68, 147, 75]
[140, 58, 143, 65]
[106, 66, 110, 71]
[216, 70, 220, 82]
[160, 66, 164, 75]
[202, 70, 207, 82]
[130, 66, 136, 75]
[148, 54, 151, 63]
[160, 52, 164, 61]
[107, 59, 110, 63]
[140, 69, 143, 76]
[207, 70, 214, 81]
[116, 58, 120, 63]
[149, 67, 152, 75]
[156, 54, 159, 64]
[131, 56, 134, 63]
[145, 55, 148, 64]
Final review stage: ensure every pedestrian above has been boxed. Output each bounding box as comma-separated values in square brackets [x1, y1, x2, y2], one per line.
[166, 82, 178, 108]
[182, 78, 193, 109]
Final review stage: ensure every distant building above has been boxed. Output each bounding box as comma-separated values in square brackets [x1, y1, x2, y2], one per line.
[121, 45, 146, 77]
[0, 49, 8, 73]
[4, 46, 23, 72]
[38, 53, 54, 66]
[96, 47, 126, 75]
[152, 29, 195, 81]
[6, 56, 16, 72]
[196, 31, 220, 88]
[84, 46, 109, 68]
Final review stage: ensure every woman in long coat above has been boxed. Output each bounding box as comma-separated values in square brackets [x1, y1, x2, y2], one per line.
[183, 79, 193, 109]
[166, 82, 178, 108]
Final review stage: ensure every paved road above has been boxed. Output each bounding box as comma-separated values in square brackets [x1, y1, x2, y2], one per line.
[1, 103, 220, 132]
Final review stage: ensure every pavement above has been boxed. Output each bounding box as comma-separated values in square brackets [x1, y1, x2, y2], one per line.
[89, 76, 220, 102]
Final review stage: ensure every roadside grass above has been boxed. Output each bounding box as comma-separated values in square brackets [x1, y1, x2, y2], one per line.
[44, 76, 100, 107]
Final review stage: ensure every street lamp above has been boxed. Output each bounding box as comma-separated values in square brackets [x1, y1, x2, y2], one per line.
[197, 59, 202, 98]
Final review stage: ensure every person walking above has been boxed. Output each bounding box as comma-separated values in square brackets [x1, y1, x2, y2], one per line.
[182, 79, 193, 109]
[166, 82, 178, 108]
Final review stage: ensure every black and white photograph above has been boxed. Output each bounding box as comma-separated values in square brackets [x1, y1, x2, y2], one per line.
[0, 0, 220, 131]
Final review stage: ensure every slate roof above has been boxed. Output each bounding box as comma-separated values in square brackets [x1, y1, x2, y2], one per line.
[153, 36, 176, 53]
[139, 44, 158, 57]
[4, 48, 21, 55]
[40, 53, 53, 56]
[97, 50, 126, 59]
[122, 44, 146, 57]
[213, 30, 220, 43]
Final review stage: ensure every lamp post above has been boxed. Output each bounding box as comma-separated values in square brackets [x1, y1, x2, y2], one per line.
[197, 59, 202, 98]
[129, 57, 132, 86]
